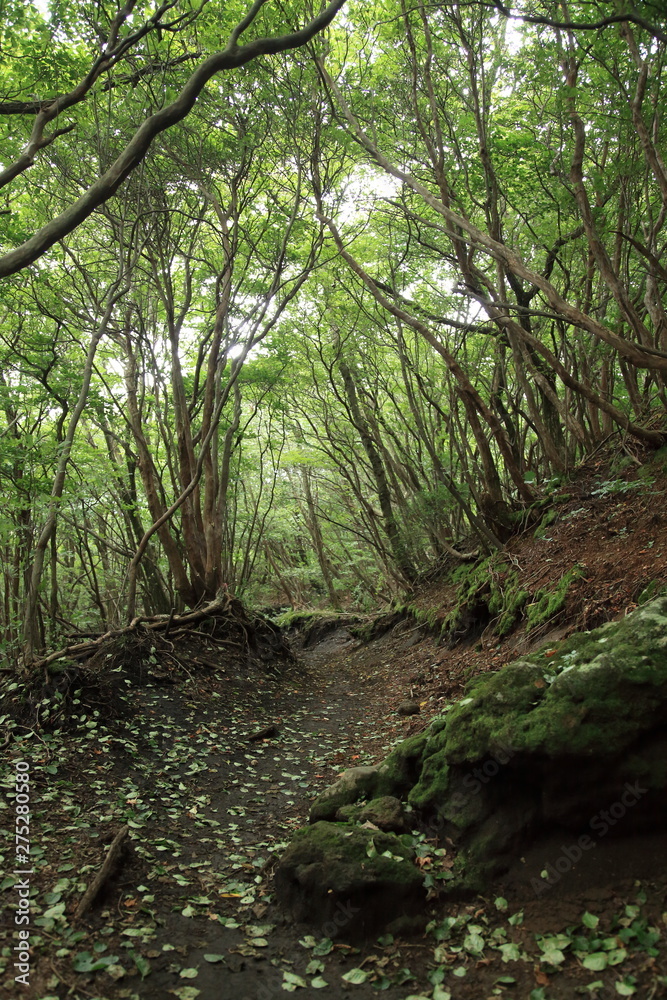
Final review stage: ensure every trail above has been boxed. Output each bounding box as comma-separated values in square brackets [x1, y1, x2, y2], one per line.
[5, 611, 667, 999]
[91, 624, 425, 1000]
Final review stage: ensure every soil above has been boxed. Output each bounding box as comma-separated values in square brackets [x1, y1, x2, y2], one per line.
[2, 448, 667, 1000]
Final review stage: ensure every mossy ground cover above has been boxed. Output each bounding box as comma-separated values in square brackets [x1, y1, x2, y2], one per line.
[405, 597, 667, 818]
[405, 550, 585, 648]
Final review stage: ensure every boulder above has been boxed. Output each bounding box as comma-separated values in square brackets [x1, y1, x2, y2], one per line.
[405, 596, 667, 886]
[308, 766, 380, 822]
[308, 731, 428, 823]
[336, 795, 409, 833]
[273, 821, 426, 940]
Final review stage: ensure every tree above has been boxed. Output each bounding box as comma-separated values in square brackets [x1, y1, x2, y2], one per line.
[0, 0, 346, 276]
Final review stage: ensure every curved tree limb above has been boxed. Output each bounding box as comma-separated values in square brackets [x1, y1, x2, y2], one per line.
[316, 57, 667, 375]
[0, 0, 346, 278]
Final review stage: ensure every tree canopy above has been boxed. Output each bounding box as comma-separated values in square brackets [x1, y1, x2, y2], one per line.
[2, 0, 667, 666]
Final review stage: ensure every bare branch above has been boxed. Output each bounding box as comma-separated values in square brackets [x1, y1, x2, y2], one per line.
[490, 2, 667, 44]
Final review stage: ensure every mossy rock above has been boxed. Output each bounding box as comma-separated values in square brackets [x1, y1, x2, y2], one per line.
[374, 730, 429, 796]
[359, 795, 409, 832]
[309, 766, 381, 822]
[378, 597, 667, 890]
[309, 732, 429, 823]
[335, 802, 364, 823]
[274, 821, 426, 939]
[421, 596, 667, 775]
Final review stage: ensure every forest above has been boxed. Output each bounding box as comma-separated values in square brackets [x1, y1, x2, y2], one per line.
[1, 0, 667, 664]
[5, 4, 667, 999]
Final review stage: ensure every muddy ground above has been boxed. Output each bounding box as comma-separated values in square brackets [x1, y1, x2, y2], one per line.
[2, 449, 667, 1000]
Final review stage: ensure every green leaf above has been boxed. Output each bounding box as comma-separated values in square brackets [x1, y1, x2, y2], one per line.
[133, 953, 151, 979]
[203, 954, 226, 963]
[497, 942, 520, 962]
[179, 968, 199, 979]
[463, 932, 485, 955]
[342, 968, 368, 984]
[582, 912, 600, 929]
[168, 988, 200, 1000]
[582, 953, 608, 971]
[282, 971, 308, 988]
[310, 977, 328, 989]
[540, 947, 565, 966]
[432, 988, 452, 1000]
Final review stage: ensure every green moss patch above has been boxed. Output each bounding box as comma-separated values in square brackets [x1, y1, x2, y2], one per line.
[525, 563, 584, 631]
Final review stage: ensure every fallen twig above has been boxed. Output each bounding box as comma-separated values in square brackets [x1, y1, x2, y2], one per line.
[73, 825, 129, 923]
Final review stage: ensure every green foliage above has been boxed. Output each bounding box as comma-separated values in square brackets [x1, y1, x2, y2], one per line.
[1, 0, 667, 652]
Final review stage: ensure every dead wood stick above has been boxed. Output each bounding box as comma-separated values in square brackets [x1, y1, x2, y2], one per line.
[73, 826, 129, 923]
[247, 724, 280, 742]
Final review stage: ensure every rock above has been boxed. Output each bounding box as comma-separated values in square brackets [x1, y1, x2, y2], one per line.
[384, 596, 667, 889]
[273, 821, 426, 940]
[309, 766, 380, 822]
[358, 795, 408, 833]
[334, 802, 364, 823]
[335, 796, 408, 833]
[309, 732, 430, 824]
[397, 700, 420, 716]
[374, 730, 429, 797]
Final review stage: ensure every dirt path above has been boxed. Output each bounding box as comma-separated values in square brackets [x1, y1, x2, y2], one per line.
[2, 625, 430, 1000]
[3, 621, 667, 1000]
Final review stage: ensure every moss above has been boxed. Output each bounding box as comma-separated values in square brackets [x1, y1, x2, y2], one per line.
[407, 750, 450, 810]
[274, 609, 315, 628]
[429, 715, 448, 736]
[525, 563, 584, 630]
[281, 822, 422, 891]
[336, 803, 364, 823]
[309, 766, 381, 821]
[533, 508, 558, 539]
[406, 603, 439, 629]
[440, 555, 506, 639]
[637, 580, 666, 605]
[440, 553, 553, 641]
[488, 569, 530, 635]
[420, 596, 667, 766]
[375, 730, 429, 796]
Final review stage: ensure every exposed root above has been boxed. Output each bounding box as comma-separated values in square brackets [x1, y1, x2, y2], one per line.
[3, 597, 294, 731]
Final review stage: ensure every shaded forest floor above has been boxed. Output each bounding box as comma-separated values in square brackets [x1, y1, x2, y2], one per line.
[3, 448, 667, 1000]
